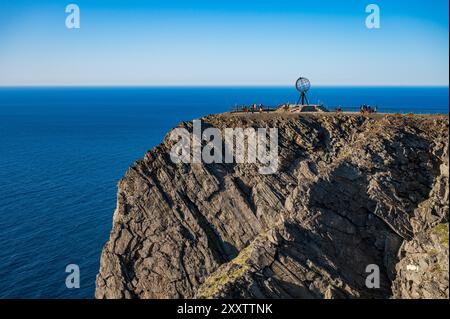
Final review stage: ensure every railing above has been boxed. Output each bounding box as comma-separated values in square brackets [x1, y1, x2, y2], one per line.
[229, 105, 449, 115]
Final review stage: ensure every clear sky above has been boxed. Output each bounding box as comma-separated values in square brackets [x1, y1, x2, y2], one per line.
[0, 0, 448, 86]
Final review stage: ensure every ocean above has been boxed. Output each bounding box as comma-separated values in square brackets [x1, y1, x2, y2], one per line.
[0, 86, 448, 299]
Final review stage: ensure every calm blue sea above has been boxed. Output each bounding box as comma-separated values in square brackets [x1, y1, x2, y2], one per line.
[0, 87, 448, 299]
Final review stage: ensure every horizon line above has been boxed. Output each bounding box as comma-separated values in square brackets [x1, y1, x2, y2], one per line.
[0, 84, 449, 88]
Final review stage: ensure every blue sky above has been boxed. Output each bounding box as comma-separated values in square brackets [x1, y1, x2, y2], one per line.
[0, 0, 448, 86]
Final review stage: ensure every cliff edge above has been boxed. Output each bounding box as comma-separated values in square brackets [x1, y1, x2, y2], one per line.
[95, 113, 449, 299]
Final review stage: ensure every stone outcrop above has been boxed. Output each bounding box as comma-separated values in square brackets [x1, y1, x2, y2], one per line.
[95, 113, 449, 299]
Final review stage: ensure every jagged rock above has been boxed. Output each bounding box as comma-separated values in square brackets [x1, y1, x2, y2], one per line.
[95, 113, 449, 299]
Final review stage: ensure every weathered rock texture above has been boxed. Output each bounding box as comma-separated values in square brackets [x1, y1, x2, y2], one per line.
[95, 113, 449, 299]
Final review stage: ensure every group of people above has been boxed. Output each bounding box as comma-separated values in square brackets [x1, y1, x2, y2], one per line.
[240, 103, 266, 113]
[335, 104, 379, 113]
[360, 104, 378, 114]
[277, 102, 291, 110]
[233, 102, 379, 114]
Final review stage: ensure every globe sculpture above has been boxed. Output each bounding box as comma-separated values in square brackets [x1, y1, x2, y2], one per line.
[295, 77, 311, 105]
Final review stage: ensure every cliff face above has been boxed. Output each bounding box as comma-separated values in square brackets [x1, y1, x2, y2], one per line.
[95, 113, 449, 299]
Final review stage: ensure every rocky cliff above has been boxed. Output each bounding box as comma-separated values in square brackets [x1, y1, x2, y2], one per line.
[95, 113, 449, 299]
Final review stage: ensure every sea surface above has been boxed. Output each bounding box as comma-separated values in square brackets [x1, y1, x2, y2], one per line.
[0, 86, 448, 298]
